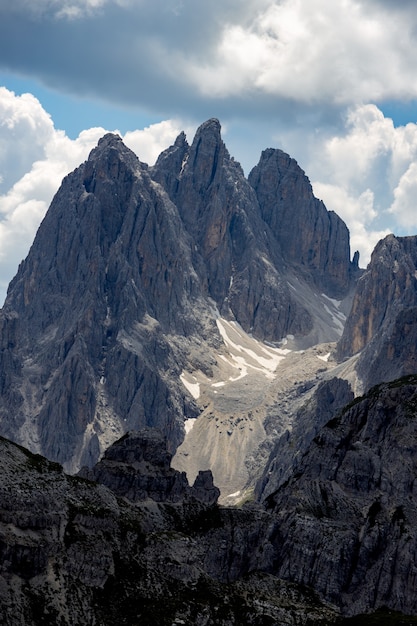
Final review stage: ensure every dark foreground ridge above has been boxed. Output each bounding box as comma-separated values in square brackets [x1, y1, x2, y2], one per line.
[2, 377, 417, 624]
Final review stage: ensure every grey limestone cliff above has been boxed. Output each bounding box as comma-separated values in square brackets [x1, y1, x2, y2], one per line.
[2, 378, 417, 623]
[264, 375, 417, 617]
[0, 133, 209, 471]
[248, 148, 360, 297]
[257, 376, 355, 501]
[152, 118, 313, 342]
[79, 428, 220, 505]
[0, 119, 360, 473]
[337, 234, 417, 390]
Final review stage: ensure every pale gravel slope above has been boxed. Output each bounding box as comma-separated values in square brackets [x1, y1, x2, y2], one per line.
[172, 300, 358, 504]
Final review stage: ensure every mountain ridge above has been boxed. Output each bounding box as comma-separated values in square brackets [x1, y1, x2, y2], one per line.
[0, 118, 360, 481]
[1, 118, 417, 622]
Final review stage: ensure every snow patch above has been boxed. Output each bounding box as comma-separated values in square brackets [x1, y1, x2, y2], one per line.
[321, 294, 346, 335]
[317, 352, 331, 362]
[184, 418, 197, 434]
[216, 318, 289, 380]
[180, 372, 200, 399]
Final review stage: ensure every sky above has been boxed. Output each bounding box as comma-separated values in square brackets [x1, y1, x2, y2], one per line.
[1, 0, 417, 304]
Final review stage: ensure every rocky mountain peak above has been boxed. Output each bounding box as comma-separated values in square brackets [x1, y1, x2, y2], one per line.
[0, 119, 362, 480]
[336, 234, 417, 390]
[249, 147, 358, 297]
[95, 131, 124, 149]
[84, 131, 145, 183]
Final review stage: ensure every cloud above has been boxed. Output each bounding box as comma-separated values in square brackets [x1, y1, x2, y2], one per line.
[0, 88, 187, 303]
[181, 0, 417, 106]
[312, 182, 390, 266]
[305, 103, 417, 264]
[4, 0, 117, 20]
[0, 87, 55, 191]
[123, 120, 194, 166]
[389, 163, 417, 230]
[2, 0, 417, 120]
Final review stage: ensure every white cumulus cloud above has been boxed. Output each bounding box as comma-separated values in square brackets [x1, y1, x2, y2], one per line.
[178, 0, 417, 105]
[308, 104, 417, 264]
[389, 163, 417, 230]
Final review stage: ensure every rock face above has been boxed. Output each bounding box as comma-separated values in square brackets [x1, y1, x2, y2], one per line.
[264, 375, 417, 617]
[153, 118, 309, 342]
[0, 119, 359, 473]
[0, 431, 339, 626]
[337, 234, 417, 390]
[79, 429, 220, 505]
[0, 133, 208, 471]
[248, 149, 359, 297]
[153, 119, 359, 341]
[257, 376, 355, 501]
[3, 377, 417, 623]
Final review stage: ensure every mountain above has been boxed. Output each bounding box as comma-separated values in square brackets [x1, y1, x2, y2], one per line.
[261, 375, 417, 618]
[0, 119, 359, 493]
[152, 118, 359, 339]
[337, 234, 417, 391]
[2, 118, 417, 623]
[248, 147, 358, 297]
[3, 378, 417, 624]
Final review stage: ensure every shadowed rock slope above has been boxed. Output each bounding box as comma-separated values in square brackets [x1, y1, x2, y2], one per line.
[337, 234, 417, 391]
[3, 381, 417, 624]
[263, 375, 417, 618]
[0, 430, 339, 626]
[248, 148, 358, 297]
[0, 119, 359, 473]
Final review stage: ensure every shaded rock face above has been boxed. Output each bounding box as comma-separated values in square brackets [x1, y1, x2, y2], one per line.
[0, 433, 338, 626]
[79, 429, 220, 505]
[337, 234, 417, 390]
[248, 148, 360, 297]
[152, 118, 357, 342]
[3, 379, 417, 624]
[0, 119, 358, 472]
[0, 133, 206, 470]
[152, 119, 312, 342]
[257, 377, 354, 501]
[264, 375, 417, 617]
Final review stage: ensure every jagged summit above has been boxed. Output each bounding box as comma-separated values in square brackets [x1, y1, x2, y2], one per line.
[249, 147, 358, 296]
[86, 131, 141, 170]
[0, 119, 360, 483]
[96, 132, 124, 148]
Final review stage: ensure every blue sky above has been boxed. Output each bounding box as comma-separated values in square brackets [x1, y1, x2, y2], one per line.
[2, 0, 417, 304]
[0, 72, 159, 139]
